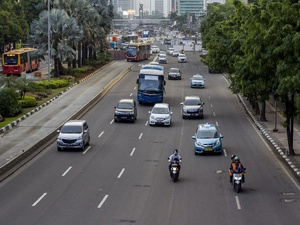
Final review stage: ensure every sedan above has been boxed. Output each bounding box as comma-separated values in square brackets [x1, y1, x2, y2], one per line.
[151, 45, 160, 53]
[158, 54, 168, 64]
[148, 103, 172, 126]
[190, 74, 205, 88]
[172, 50, 180, 57]
[168, 67, 182, 80]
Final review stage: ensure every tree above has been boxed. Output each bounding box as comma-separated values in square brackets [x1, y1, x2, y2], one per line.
[29, 8, 83, 76]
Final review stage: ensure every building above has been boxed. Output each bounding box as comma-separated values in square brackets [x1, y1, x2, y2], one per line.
[177, 0, 205, 18]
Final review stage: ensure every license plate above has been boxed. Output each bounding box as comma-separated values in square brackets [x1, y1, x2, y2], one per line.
[205, 148, 212, 151]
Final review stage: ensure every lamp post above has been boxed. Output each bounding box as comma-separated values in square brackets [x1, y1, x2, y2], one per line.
[47, 0, 51, 81]
[273, 94, 278, 132]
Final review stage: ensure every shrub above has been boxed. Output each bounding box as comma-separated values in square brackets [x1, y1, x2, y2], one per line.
[37, 79, 69, 89]
[64, 66, 93, 76]
[19, 96, 37, 108]
[0, 88, 21, 117]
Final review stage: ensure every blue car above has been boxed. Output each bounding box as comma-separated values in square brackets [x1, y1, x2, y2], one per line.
[190, 74, 205, 88]
[192, 123, 223, 155]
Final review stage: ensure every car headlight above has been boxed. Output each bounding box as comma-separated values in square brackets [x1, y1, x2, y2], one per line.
[115, 111, 121, 115]
[216, 140, 220, 145]
[129, 111, 134, 115]
[183, 108, 188, 113]
[150, 115, 156, 119]
[196, 140, 202, 146]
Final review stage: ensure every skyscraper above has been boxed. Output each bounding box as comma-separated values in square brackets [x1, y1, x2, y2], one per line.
[177, 0, 205, 17]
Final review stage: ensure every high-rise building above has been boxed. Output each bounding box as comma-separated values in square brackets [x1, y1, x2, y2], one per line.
[177, 0, 205, 17]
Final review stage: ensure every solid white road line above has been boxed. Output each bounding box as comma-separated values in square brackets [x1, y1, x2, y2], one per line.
[32, 193, 47, 207]
[110, 119, 114, 124]
[117, 168, 125, 178]
[62, 167, 72, 176]
[97, 195, 109, 209]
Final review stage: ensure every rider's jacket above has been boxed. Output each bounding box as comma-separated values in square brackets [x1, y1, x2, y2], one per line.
[168, 154, 182, 163]
[229, 162, 245, 175]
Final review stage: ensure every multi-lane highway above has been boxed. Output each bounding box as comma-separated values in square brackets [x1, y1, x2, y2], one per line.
[0, 53, 299, 225]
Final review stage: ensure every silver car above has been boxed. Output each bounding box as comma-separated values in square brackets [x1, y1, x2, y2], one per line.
[57, 120, 90, 151]
[158, 54, 168, 64]
[181, 96, 205, 119]
[149, 103, 173, 126]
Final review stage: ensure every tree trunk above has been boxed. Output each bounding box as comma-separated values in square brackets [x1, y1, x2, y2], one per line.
[285, 93, 296, 155]
[260, 100, 267, 121]
[77, 42, 82, 68]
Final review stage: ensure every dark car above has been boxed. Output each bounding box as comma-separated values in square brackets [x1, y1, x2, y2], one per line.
[168, 67, 182, 80]
[180, 96, 205, 119]
[114, 99, 137, 123]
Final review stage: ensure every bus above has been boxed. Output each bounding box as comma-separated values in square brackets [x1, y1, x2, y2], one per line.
[136, 69, 166, 104]
[125, 43, 151, 62]
[2, 48, 40, 75]
[121, 34, 138, 43]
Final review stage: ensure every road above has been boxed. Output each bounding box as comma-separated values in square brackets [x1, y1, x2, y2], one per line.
[0, 53, 300, 224]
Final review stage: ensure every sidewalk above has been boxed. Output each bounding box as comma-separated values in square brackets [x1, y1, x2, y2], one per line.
[238, 94, 300, 181]
[0, 61, 134, 181]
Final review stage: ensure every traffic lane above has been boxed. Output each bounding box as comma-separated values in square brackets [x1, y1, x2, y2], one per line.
[198, 67, 300, 223]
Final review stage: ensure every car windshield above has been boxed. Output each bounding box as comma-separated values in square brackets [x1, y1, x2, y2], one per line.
[118, 102, 133, 109]
[169, 68, 179, 73]
[179, 54, 185, 57]
[184, 99, 201, 105]
[152, 107, 169, 114]
[193, 76, 203, 80]
[197, 130, 219, 139]
[61, 125, 82, 133]
[160, 54, 166, 57]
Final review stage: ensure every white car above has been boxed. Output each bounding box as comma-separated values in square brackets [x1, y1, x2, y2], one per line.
[151, 45, 160, 53]
[167, 48, 175, 55]
[148, 103, 173, 126]
[178, 54, 187, 63]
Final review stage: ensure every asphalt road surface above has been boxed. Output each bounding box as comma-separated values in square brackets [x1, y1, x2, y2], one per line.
[0, 53, 300, 225]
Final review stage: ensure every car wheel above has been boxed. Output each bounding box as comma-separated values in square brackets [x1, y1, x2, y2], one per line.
[114, 118, 118, 123]
[86, 137, 90, 146]
[194, 152, 198, 155]
[57, 147, 62, 151]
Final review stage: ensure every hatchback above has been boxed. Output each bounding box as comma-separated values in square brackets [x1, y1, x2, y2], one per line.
[192, 123, 224, 155]
[190, 74, 205, 88]
[149, 103, 172, 126]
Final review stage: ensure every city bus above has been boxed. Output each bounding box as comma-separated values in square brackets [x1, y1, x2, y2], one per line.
[136, 69, 166, 104]
[125, 43, 151, 62]
[2, 48, 40, 75]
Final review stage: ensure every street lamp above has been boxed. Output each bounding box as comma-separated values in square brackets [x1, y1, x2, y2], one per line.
[47, 0, 51, 81]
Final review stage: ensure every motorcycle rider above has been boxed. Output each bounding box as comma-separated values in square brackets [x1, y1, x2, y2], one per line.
[168, 149, 182, 173]
[229, 156, 245, 183]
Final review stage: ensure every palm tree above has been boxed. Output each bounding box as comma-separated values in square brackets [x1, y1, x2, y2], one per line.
[29, 8, 83, 76]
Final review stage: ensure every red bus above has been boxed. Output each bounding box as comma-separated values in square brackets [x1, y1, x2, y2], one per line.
[125, 43, 151, 62]
[2, 47, 40, 75]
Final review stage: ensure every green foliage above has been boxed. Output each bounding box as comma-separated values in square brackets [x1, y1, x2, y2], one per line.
[36, 79, 69, 89]
[0, 88, 21, 117]
[64, 66, 93, 76]
[18, 96, 37, 108]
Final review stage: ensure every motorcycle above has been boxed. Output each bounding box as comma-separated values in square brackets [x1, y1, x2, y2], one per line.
[169, 159, 181, 182]
[231, 169, 246, 193]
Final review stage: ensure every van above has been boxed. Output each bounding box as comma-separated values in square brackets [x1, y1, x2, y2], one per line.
[57, 120, 90, 151]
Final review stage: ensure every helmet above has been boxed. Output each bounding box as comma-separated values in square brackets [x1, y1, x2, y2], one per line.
[230, 155, 236, 161]
[173, 149, 178, 155]
[233, 156, 240, 162]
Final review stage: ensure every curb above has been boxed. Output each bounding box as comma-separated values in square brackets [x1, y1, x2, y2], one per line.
[0, 62, 133, 181]
[237, 94, 300, 179]
[0, 61, 115, 135]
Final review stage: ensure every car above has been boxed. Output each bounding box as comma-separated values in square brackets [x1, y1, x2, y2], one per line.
[172, 50, 180, 57]
[167, 48, 175, 55]
[190, 74, 205, 88]
[114, 99, 137, 123]
[178, 54, 187, 63]
[151, 45, 160, 53]
[192, 123, 224, 155]
[208, 67, 221, 74]
[158, 53, 168, 64]
[181, 96, 205, 119]
[158, 51, 166, 56]
[148, 103, 172, 126]
[149, 61, 159, 65]
[168, 67, 182, 80]
[57, 120, 90, 151]
[200, 49, 209, 57]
